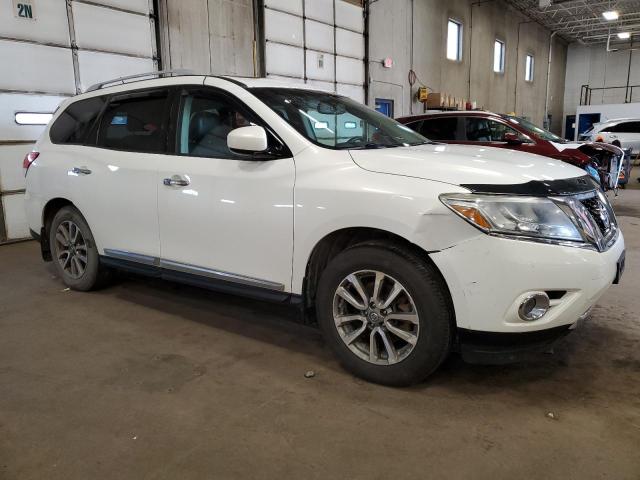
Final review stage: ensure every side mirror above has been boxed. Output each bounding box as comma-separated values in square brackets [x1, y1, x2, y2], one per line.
[503, 132, 523, 145]
[227, 126, 268, 153]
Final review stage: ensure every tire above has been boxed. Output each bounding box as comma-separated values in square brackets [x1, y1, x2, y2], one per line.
[49, 206, 110, 291]
[316, 244, 453, 386]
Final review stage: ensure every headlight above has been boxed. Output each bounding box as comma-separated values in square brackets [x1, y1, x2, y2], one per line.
[440, 193, 584, 243]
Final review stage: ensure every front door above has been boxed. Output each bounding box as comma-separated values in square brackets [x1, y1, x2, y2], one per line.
[156, 86, 295, 293]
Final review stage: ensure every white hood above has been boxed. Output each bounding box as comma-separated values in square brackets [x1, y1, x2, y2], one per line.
[349, 143, 584, 186]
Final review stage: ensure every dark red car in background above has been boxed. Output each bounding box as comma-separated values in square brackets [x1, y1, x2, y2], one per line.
[397, 111, 624, 190]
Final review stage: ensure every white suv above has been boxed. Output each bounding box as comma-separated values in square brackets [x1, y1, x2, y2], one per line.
[24, 74, 625, 386]
[580, 118, 640, 154]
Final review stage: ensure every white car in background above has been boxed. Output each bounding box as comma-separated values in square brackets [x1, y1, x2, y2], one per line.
[23, 74, 625, 386]
[580, 118, 640, 154]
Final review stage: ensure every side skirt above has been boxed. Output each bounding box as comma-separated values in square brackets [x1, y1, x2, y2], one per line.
[99, 255, 303, 306]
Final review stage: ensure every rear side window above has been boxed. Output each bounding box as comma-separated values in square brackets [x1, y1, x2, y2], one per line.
[420, 117, 458, 140]
[611, 121, 640, 133]
[97, 89, 169, 153]
[50, 96, 107, 145]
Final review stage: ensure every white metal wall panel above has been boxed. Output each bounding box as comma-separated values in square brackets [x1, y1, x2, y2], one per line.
[306, 51, 335, 82]
[304, 19, 334, 54]
[337, 83, 365, 103]
[264, 0, 302, 15]
[304, 0, 333, 24]
[0, 41, 75, 94]
[2, 194, 29, 239]
[0, 144, 32, 192]
[0, 0, 70, 45]
[265, 42, 304, 79]
[264, 9, 303, 47]
[335, 1, 364, 32]
[0, 94, 66, 142]
[306, 79, 335, 92]
[265, 75, 305, 85]
[89, 0, 150, 14]
[336, 55, 364, 85]
[77, 51, 155, 92]
[72, 2, 153, 57]
[336, 28, 364, 59]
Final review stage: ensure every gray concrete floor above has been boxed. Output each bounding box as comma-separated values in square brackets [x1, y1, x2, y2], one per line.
[2, 192, 640, 480]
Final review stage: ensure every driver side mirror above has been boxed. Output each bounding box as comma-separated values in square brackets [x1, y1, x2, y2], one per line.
[227, 126, 268, 153]
[503, 132, 524, 145]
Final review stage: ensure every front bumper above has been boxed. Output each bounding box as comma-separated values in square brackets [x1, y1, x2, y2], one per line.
[430, 231, 625, 333]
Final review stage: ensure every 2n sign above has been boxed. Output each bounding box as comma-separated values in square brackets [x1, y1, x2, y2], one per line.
[13, 0, 36, 20]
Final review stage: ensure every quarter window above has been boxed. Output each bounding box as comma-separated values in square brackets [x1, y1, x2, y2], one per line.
[97, 90, 169, 153]
[525, 54, 535, 82]
[493, 40, 505, 73]
[50, 96, 107, 145]
[447, 19, 463, 61]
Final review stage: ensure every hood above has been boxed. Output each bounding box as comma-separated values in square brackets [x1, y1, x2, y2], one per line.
[349, 143, 584, 187]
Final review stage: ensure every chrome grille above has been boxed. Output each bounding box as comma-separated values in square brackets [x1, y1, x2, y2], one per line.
[580, 196, 611, 235]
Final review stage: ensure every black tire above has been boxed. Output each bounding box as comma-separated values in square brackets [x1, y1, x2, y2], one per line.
[316, 244, 453, 386]
[49, 206, 110, 291]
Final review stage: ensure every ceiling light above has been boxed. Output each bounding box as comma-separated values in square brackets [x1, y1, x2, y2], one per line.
[602, 10, 619, 21]
[617, 32, 631, 39]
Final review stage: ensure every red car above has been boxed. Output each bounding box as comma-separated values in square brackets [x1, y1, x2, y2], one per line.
[397, 111, 623, 190]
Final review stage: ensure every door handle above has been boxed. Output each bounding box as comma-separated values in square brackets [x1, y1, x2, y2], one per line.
[163, 175, 190, 187]
[72, 166, 91, 175]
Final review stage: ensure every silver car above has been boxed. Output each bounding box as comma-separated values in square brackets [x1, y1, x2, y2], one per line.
[580, 118, 640, 154]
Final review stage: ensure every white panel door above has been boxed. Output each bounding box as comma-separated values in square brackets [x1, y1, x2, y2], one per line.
[305, 0, 333, 23]
[264, 9, 303, 47]
[305, 20, 334, 54]
[77, 51, 155, 92]
[265, 43, 305, 79]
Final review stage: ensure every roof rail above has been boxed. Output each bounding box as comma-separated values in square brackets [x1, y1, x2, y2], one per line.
[85, 69, 195, 93]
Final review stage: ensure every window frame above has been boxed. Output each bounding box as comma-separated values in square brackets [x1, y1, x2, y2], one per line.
[525, 54, 535, 83]
[167, 85, 291, 161]
[493, 39, 505, 74]
[446, 18, 463, 62]
[463, 116, 531, 143]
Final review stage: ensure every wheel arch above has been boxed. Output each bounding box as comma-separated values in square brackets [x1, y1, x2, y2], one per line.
[40, 197, 75, 260]
[301, 227, 455, 324]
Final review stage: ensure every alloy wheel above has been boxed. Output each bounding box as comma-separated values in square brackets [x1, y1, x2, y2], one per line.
[332, 270, 420, 365]
[55, 220, 88, 279]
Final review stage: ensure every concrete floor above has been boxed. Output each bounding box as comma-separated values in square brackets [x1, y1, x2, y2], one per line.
[2, 192, 640, 480]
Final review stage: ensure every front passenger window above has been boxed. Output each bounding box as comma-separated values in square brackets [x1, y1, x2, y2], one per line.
[177, 91, 256, 159]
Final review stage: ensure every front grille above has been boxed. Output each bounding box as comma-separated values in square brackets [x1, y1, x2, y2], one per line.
[580, 196, 609, 234]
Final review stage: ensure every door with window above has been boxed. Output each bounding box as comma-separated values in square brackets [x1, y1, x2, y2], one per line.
[67, 88, 169, 259]
[156, 87, 295, 292]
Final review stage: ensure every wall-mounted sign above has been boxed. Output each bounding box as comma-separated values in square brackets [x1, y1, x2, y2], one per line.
[317, 54, 324, 69]
[13, 0, 36, 20]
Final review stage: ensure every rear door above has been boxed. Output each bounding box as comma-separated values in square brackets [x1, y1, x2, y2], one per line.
[70, 88, 170, 261]
[156, 86, 295, 293]
[418, 116, 461, 143]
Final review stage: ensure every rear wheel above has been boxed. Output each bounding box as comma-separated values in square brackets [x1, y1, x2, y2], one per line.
[316, 244, 453, 386]
[49, 206, 110, 291]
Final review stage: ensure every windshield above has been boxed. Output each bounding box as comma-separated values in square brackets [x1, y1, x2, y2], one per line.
[504, 115, 566, 143]
[250, 88, 429, 149]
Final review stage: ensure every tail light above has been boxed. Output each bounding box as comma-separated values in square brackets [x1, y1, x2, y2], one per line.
[595, 135, 605, 143]
[23, 151, 39, 175]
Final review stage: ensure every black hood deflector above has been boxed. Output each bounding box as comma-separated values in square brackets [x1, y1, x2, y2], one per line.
[461, 175, 599, 196]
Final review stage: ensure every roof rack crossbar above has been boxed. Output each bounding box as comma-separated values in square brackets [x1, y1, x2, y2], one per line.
[85, 69, 195, 92]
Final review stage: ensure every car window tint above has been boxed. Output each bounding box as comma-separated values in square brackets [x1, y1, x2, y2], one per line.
[97, 90, 169, 153]
[176, 90, 268, 159]
[50, 96, 107, 145]
[420, 117, 458, 140]
[465, 117, 524, 142]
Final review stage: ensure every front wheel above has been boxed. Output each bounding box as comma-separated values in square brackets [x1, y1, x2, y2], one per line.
[316, 245, 453, 386]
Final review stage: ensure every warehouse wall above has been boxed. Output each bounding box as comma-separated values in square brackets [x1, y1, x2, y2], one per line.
[564, 43, 640, 118]
[368, 0, 567, 133]
[157, 0, 257, 76]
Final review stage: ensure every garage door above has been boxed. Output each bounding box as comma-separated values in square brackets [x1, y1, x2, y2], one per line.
[0, 0, 157, 243]
[263, 0, 365, 103]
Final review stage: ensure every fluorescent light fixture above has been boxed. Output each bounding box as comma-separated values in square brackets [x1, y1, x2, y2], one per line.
[15, 112, 53, 125]
[617, 31, 631, 39]
[602, 10, 619, 21]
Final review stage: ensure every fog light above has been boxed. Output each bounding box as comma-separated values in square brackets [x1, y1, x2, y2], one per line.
[518, 292, 550, 321]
